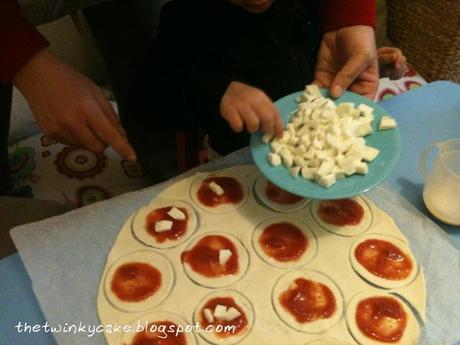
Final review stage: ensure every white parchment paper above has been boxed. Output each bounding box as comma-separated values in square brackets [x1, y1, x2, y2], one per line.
[10, 148, 460, 345]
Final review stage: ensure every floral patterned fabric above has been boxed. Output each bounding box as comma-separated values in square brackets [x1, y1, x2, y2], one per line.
[8, 70, 427, 209]
[8, 133, 148, 208]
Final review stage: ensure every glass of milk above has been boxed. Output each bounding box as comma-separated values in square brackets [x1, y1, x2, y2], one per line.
[419, 139, 460, 225]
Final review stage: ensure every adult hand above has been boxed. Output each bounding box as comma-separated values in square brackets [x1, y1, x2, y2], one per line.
[13, 48, 136, 161]
[313, 25, 379, 99]
[220, 81, 284, 136]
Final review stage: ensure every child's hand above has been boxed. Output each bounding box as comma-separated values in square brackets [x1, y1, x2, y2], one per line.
[220, 81, 284, 137]
[377, 47, 408, 80]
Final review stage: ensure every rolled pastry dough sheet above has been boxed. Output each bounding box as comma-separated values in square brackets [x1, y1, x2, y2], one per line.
[97, 165, 425, 345]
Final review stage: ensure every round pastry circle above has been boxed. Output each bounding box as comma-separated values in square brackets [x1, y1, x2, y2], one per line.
[254, 175, 309, 213]
[346, 290, 420, 345]
[190, 173, 249, 213]
[193, 289, 254, 345]
[132, 198, 198, 249]
[310, 196, 373, 237]
[304, 339, 354, 345]
[272, 270, 344, 333]
[350, 233, 418, 289]
[104, 250, 174, 312]
[252, 216, 317, 269]
[119, 311, 197, 345]
[182, 232, 249, 288]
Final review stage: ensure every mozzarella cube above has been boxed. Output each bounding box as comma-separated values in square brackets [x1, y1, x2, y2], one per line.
[155, 220, 173, 233]
[209, 181, 224, 196]
[329, 124, 342, 137]
[262, 132, 274, 144]
[281, 151, 294, 167]
[290, 166, 301, 177]
[334, 168, 346, 180]
[288, 135, 299, 146]
[267, 152, 282, 166]
[270, 142, 282, 153]
[337, 102, 354, 117]
[356, 161, 368, 174]
[308, 158, 320, 168]
[223, 307, 242, 321]
[358, 103, 374, 116]
[214, 305, 228, 321]
[324, 99, 337, 109]
[301, 167, 316, 179]
[304, 147, 316, 160]
[294, 156, 307, 167]
[312, 137, 324, 150]
[321, 109, 335, 121]
[316, 150, 335, 162]
[379, 116, 397, 130]
[167, 207, 186, 220]
[361, 146, 380, 162]
[337, 138, 354, 153]
[354, 122, 373, 137]
[326, 133, 340, 149]
[300, 134, 310, 146]
[305, 84, 322, 98]
[317, 160, 334, 176]
[204, 308, 215, 323]
[279, 131, 291, 143]
[294, 145, 307, 156]
[339, 156, 360, 175]
[219, 249, 232, 266]
[317, 173, 336, 188]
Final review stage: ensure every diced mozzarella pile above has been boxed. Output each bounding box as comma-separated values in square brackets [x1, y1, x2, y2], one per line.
[219, 249, 233, 266]
[155, 220, 173, 233]
[209, 181, 224, 196]
[167, 206, 186, 220]
[265, 84, 383, 188]
[212, 304, 241, 321]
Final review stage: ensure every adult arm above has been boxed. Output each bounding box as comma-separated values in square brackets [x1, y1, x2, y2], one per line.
[0, 0, 49, 82]
[315, 0, 379, 99]
[0, 0, 136, 161]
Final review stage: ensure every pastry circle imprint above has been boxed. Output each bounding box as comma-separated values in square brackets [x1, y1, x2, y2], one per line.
[190, 173, 249, 214]
[349, 233, 418, 289]
[252, 216, 317, 269]
[272, 270, 344, 333]
[346, 290, 420, 345]
[310, 196, 373, 237]
[254, 175, 309, 213]
[104, 250, 174, 312]
[132, 198, 198, 249]
[193, 289, 254, 345]
[119, 311, 197, 345]
[182, 232, 249, 288]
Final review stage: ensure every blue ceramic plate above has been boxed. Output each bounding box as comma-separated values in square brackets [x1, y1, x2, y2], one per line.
[250, 89, 401, 200]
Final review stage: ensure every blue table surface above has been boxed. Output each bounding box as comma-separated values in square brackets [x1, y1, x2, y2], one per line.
[1, 81, 459, 345]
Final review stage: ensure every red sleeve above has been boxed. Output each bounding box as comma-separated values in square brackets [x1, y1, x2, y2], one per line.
[0, 0, 49, 82]
[319, 0, 377, 32]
